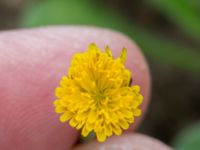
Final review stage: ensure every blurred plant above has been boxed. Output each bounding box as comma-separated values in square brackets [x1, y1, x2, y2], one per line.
[22, 0, 200, 73]
[173, 122, 200, 150]
[149, 0, 200, 41]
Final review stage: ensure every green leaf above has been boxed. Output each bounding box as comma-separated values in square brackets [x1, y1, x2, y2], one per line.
[148, 0, 200, 41]
[174, 122, 200, 150]
[128, 28, 200, 73]
[21, 0, 200, 73]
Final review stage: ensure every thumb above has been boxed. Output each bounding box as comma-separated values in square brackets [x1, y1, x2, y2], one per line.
[0, 26, 150, 150]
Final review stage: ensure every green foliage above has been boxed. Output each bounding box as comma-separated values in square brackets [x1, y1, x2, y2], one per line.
[22, 0, 200, 73]
[148, 0, 200, 41]
[174, 122, 200, 150]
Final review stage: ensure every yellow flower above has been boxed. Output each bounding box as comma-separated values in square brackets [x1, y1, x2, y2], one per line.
[54, 43, 143, 142]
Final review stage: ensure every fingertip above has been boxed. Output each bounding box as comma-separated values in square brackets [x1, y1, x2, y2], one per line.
[73, 133, 172, 150]
[0, 26, 151, 149]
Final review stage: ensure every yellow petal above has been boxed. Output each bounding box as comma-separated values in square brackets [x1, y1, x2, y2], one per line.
[116, 111, 124, 119]
[119, 120, 129, 130]
[126, 117, 134, 123]
[60, 76, 69, 87]
[88, 109, 97, 123]
[129, 101, 140, 109]
[120, 48, 127, 63]
[133, 109, 141, 116]
[96, 130, 106, 142]
[81, 125, 92, 137]
[55, 106, 66, 113]
[131, 85, 140, 92]
[112, 124, 122, 135]
[55, 87, 68, 98]
[76, 111, 89, 121]
[76, 121, 85, 130]
[53, 100, 60, 107]
[69, 118, 78, 127]
[105, 124, 112, 137]
[121, 109, 133, 118]
[59, 98, 69, 107]
[88, 43, 100, 53]
[105, 46, 112, 57]
[109, 111, 119, 123]
[60, 112, 72, 122]
[137, 94, 143, 104]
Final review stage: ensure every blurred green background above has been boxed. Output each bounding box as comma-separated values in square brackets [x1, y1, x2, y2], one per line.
[0, 0, 200, 149]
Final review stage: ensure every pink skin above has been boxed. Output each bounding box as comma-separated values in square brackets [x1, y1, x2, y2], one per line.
[0, 26, 152, 150]
[74, 133, 172, 150]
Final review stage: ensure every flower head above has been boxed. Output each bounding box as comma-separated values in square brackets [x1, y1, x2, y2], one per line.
[54, 43, 143, 142]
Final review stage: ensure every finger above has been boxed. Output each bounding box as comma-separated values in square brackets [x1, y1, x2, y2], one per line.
[0, 26, 150, 150]
[73, 133, 172, 150]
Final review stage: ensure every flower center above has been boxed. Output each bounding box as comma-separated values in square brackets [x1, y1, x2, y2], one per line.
[92, 86, 109, 107]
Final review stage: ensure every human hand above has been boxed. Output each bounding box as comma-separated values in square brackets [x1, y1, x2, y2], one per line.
[0, 26, 171, 150]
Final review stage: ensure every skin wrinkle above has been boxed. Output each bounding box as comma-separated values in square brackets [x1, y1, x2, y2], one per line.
[0, 64, 76, 150]
[0, 32, 78, 150]
[0, 26, 150, 150]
